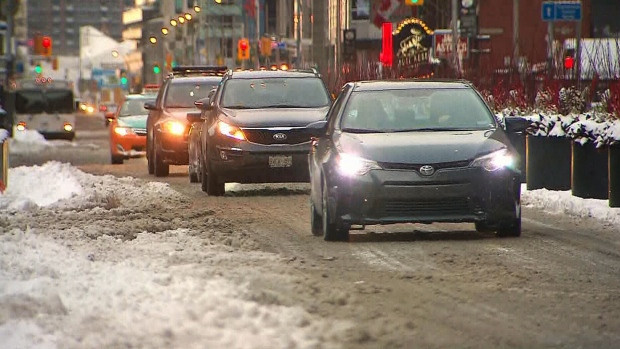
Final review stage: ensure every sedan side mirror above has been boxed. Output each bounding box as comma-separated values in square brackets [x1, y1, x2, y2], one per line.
[144, 102, 158, 111]
[504, 116, 530, 133]
[187, 111, 203, 123]
[194, 97, 213, 111]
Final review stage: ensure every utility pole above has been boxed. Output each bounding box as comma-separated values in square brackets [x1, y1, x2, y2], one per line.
[451, 0, 458, 76]
[255, 0, 260, 69]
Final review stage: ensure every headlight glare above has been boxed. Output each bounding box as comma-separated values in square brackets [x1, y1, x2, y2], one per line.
[337, 153, 381, 177]
[218, 121, 246, 140]
[472, 149, 514, 172]
[162, 120, 186, 135]
[114, 126, 131, 136]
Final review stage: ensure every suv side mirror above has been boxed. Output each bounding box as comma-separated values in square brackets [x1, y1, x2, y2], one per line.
[194, 97, 212, 110]
[187, 111, 203, 123]
[504, 116, 530, 133]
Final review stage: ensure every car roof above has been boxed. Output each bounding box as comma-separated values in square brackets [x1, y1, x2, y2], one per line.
[169, 76, 224, 84]
[125, 93, 156, 100]
[350, 80, 472, 91]
[226, 69, 319, 79]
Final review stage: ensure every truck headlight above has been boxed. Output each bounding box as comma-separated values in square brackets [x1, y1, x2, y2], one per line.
[471, 149, 515, 172]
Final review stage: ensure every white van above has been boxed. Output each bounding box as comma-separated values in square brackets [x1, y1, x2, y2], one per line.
[7, 78, 76, 140]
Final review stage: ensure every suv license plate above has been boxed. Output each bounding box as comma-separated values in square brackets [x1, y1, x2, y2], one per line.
[269, 155, 292, 168]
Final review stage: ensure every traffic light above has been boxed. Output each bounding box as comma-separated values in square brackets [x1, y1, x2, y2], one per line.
[34, 63, 42, 74]
[564, 48, 575, 70]
[33, 34, 53, 56]
[343, 29, 356, 63]
[41, 36, 52, 56]
[564, 55, 575, 69]
[120, 69, 128, 87]
[405, 0, 424, 5]
[153, 63, 161, 74]
[237, 38, 250, 60]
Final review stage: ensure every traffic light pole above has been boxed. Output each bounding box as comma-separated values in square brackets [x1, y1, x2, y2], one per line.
[3, 0, 14, 87]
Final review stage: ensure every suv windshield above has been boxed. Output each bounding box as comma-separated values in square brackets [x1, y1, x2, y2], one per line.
[15, 89, 74, 114]
[120, 98, 154, 116]
[221, 77, 330, 109]
[341, 88, 497, 132]
[165, 81, 219, 108]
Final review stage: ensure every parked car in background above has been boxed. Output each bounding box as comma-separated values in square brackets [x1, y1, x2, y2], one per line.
[145, 66, 226, 177]
[309, 80, 527, 241]
[107, 94, 155, 164]
[192, 69, 331, 195]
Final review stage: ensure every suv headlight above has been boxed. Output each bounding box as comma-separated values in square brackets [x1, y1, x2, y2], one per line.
[218, 121, 246, 141]
[471, 149, 515, 172]
[337, 153, 381, 177]
[162, 120, 186, 135]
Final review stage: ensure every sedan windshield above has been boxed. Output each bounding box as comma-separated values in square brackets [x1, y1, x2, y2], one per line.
[221, 77, 330, 109]
[120, 98, 154, 116]
[340, 88, 497, 132]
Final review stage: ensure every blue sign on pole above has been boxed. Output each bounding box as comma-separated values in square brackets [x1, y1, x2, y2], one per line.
[542, 2, 555, 21]
[542, 1, 582, 21]
[555, 2, 582, 21]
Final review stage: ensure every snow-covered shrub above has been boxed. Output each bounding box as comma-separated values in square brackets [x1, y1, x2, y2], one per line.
[559, 86, 586, 115]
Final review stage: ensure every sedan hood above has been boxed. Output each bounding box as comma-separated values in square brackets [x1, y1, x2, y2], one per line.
[117, 114, 147, 129]
[336, 129, 510, 164]
[222, 106, 330, 128]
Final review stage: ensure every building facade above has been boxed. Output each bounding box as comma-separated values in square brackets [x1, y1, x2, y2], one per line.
[27, 0, 126, 55]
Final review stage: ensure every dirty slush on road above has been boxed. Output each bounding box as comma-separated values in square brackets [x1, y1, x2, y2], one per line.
[2, 164, 620, 348]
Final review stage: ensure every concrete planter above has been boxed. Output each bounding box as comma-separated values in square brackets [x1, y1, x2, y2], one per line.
[571, 141, 608, 200]
[526, 135, 571, 191]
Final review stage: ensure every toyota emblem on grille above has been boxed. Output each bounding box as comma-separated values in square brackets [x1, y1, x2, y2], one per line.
[419, 165, 435, 176]
[273, 133, 287, 141]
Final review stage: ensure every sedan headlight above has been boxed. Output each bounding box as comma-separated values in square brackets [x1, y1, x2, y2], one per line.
[471, 149, 515, 172]
[218, 121, 246, 141]
[162, 120, 186, 135]
[337, 153, 381, 177]
[114, 126, 132, 136]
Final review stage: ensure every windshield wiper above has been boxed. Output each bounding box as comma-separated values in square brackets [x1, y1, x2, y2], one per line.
[223, 105, 255, 109]
[268, 104, 305, 108]
[391, 127, 484, 132]
[341, 128, 386, 133]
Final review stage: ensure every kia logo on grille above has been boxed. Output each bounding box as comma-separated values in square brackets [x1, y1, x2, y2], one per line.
[419, 165, 435, 176]
[273, 133, 287, 141]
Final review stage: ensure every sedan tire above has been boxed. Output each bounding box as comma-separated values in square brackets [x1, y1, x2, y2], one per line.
[111, 154, 124, 165]
[497, 199, 522, 237]
[206, 159, 225, 196]
[310, 200, 323, 236]
[322, 181, 348, 242]
[147, 136, 154, 175]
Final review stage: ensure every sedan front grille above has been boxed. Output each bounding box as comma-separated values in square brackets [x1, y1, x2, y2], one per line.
[379, 160, 472, 171]
[133, 128, 147, 136]
[242, 129, 311, 145]
[383, 197, 471, 216]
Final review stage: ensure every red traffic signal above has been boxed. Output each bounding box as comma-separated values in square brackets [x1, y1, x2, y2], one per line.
[240, 40, 248, 51]
[564, 55, 575, 69]
[42, 36, 52, 48]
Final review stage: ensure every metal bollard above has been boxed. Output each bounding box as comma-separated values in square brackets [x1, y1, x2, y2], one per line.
[0, 129, 8, 193]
